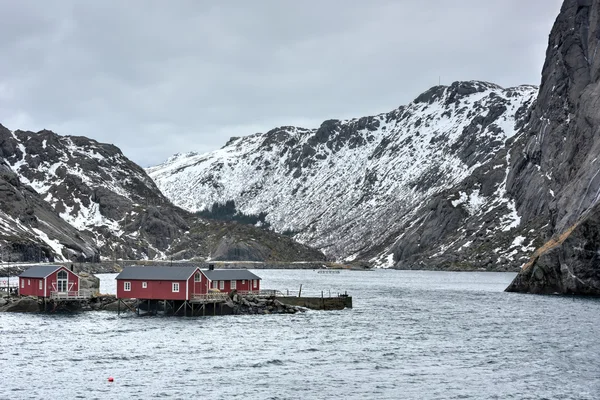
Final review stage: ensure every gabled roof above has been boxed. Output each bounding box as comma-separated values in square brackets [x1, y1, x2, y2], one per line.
[202, 269, 261, 281]
[115, 266, 199, 281]
[19, 265, 66, 278]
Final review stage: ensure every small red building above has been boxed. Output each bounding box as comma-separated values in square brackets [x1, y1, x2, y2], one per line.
[116, 266, 203, 301]
[115, 266, 262, 300]
[202, 268, 261, 294]
[18, 265, 80, 298]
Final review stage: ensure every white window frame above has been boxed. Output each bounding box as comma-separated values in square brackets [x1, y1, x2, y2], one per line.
[231, 280, 236, 290]
[253, 279, 258, 288]
[142, 282, 147, 289]
[124, 282, 131, 291]
[242, 280, 246, 284]
[39, 280, 43, 290]
[172, 282, 179, 292]
[194, 273, 201, 282]
[212, 281, 218, 289]
[21, 280, 24, 288]
[28, 279, 30, 286]
[219, 280, 224, 290]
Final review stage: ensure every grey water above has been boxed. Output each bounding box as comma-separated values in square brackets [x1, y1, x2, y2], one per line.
[1, 270, 599, 400]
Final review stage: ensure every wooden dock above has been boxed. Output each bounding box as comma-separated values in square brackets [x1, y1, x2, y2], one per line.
[49, 290, 94, 300]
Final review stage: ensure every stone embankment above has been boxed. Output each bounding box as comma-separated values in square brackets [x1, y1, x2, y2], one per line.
[226, 292, 304, 314]
[0, 294, 130, 313]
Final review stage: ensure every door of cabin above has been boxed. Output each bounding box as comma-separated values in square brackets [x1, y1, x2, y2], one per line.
[57, 270, 68, 293]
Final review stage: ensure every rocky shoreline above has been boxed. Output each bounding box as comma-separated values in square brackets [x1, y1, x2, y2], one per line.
[0, 287, 306, 315]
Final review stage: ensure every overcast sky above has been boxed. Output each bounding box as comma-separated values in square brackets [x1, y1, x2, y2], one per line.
[0, 0, 563, 167]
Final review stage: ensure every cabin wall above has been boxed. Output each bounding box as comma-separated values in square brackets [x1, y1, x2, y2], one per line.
[19, 277, 44, 296]
[191, 272, 208, 296]
[206, 279, 261, 293]
[117, 279, 187, 300]
[47, 268, 80, 295]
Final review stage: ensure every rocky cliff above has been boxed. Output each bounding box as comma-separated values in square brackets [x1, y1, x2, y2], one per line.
[0, 124, 325, 263]
[506, 0, 600, 294]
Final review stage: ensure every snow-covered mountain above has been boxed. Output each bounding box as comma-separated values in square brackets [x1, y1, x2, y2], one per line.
[148, 81, 538, 270]
[0, 156, 97, 262]
[0, 124, 325, 263]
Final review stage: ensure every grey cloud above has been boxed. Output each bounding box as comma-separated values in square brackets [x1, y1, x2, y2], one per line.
[0, 0, 563, 167]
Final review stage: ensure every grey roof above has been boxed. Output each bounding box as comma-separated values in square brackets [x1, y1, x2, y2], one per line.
[202, 269, 261, 281]
[115, 266, 198, 281]
[19, 265, 64, 278]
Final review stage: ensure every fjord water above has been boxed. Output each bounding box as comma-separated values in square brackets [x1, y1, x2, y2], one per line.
[1, 270, 599, 400]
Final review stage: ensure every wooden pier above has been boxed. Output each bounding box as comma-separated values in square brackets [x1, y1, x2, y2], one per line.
[117, 289, 352, 317]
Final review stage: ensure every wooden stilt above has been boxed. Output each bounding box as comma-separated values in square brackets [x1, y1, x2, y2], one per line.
[118, 299, 120, 316]
[174, 301, 186, 315]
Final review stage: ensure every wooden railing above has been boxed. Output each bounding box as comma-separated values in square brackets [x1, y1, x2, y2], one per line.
[190, 290, 284, 303]
[236, 289, 283, 297]
[50, 290, 94, 300]
[190, 293, 229, 302]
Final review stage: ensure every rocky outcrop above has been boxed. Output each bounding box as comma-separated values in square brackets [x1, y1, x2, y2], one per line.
[507, 203, 600, 294]
[0, 297, 41, 312]
[506, 0, 600, 294]
[227, 292, 304, 314]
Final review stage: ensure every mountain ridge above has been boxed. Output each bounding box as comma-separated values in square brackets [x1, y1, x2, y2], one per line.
[149, 80, 538, 271]
[0, 123, 325, 263]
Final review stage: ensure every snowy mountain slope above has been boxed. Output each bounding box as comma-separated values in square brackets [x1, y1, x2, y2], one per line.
[0, 156, 98, 262]
[0, 124, 324, 263]
[148, 81, 538, 269]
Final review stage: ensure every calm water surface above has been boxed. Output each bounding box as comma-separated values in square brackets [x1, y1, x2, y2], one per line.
[1, 270, 599, 400]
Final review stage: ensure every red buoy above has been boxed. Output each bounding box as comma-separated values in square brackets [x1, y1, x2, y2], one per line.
[108, 377, 114, 382]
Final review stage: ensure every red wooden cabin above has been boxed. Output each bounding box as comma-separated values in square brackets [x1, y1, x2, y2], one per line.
[18, 265, 80, 298]
[202, 268, 261, 294]
[115, 266, 262, 300]
[116, 266, 204, 300]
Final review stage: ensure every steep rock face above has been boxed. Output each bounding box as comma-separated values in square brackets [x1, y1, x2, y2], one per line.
[507, 0, 600, 294]
[0, 124, 325, 262]
[149, 82, 537, 270]
[507, 202, 600, 294]
[0, 155, 98, 262]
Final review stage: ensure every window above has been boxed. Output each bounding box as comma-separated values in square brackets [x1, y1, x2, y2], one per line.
[253, 279, 258, 288]
[39, 280, 42, 290]
[142, 282, 147, 289]
[219, 280, 224, 290]
[194, 272, 201, 282]
[172, 282, 179, 292]
[28, 279, 30, 286]
[231, 280, 236, 290]
[211, 281, 218, 289]
[21, 280, 24, 288]
[242, 280, 246, 284]
[124, 282, 131, 291]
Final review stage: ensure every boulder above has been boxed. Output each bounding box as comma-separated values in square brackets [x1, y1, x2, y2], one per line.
[102, 301, 121, 311]
[3, 297, 40, 313]
[79, 273, 100, 290]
